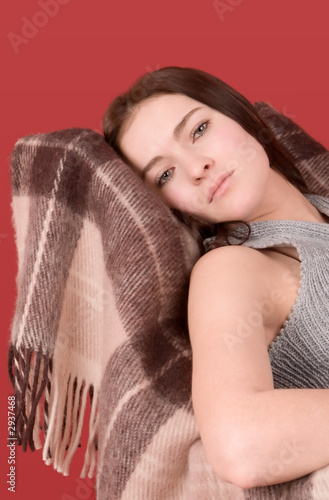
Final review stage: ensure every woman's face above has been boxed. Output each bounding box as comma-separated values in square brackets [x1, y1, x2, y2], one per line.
[119, 94, 272, 224]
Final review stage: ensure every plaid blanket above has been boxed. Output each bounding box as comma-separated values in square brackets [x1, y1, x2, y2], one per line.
[8, 103, 329, 499]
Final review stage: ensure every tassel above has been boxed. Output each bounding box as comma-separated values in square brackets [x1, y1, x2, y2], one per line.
[8, 343, 98, 477]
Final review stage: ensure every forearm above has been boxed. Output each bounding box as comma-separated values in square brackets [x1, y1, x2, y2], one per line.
[206, 387, 329, 488]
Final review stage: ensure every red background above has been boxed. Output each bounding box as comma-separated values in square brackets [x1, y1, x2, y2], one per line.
[1, 0, 329, 498]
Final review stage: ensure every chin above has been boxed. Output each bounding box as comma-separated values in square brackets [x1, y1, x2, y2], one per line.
[225, 197, 261, 224]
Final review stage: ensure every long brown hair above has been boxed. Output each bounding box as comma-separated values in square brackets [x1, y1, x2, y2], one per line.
[103, 66, 309, 252]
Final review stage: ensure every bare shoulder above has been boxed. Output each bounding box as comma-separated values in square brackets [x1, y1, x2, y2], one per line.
[194, 244, 260, 263]
[188, 245, 273, 334]
[188, 244, 285, 350]
[188, 244, 275, 399]
[190, 244, 268, 286]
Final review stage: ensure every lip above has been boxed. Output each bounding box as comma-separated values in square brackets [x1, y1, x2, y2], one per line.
[209, 171, 234, 203]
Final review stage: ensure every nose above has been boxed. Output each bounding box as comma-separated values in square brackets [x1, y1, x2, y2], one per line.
[187, 161, 213, 183]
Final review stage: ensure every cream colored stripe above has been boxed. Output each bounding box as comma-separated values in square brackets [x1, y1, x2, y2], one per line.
[17, 156, 66, 347]
[312, 465, 329, 500]
[98, 379, 150, 471]
[96, 167, 165, 308]
[98, 349, 191, 483]
[11, 196, 31, 280]
[300, 155, 329, 193]
[121, 409, 197, 500]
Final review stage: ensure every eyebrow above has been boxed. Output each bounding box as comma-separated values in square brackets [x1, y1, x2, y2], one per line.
[141, 106, 202, 180]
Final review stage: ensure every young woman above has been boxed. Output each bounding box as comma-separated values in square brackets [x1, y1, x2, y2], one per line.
[103, 67, 329, 489]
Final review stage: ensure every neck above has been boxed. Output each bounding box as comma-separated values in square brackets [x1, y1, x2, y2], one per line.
[250, 171, 324, 224]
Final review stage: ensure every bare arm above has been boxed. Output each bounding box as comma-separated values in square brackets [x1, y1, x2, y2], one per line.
[188, 245, 329, 489]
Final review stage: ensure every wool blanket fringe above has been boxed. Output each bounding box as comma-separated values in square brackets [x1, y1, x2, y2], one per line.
[8, 344, 97, 477]
[8, 103, 329, 498]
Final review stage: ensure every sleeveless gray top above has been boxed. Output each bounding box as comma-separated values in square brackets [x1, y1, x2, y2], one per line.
[244, 195, 329, 389]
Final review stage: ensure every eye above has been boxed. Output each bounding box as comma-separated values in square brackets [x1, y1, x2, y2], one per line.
[192, 120, 209, 142]
[156, 168, 174, 188]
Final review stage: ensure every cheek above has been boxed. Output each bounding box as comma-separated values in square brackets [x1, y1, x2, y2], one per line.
[236, 136, 265, 163]
[162, 188, 191, 211]
[217, 126, 264, 161]
[228, 136, 269, 179]
[161, 185, 201, 213]
[206, 127, 248, 168]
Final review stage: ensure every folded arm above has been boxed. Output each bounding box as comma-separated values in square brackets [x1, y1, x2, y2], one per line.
[188, 245, 329, 489]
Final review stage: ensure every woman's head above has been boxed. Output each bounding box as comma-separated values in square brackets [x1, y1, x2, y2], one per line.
[103, 67, 309, 244]
[104, 66, 307, 186]
[117, 92, 274, 224]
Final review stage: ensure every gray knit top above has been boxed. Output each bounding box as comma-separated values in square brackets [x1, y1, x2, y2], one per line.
[244, 194, 329, 389]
